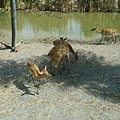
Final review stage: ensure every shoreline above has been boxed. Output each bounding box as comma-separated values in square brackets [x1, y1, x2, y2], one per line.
[0, 34, 120, 45]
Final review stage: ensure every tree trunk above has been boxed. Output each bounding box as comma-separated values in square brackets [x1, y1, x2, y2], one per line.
[114, 0, 119, 8]
[0, 0, 5, 8]
[46, 0, 50, 10]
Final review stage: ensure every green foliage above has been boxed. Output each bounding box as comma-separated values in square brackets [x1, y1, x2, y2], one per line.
[0, 0, 120, 12]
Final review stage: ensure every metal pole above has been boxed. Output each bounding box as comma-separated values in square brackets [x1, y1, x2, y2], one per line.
[10, 0, 16, 48]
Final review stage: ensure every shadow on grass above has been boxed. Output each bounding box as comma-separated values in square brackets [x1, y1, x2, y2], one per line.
[0, 50, 120, 103]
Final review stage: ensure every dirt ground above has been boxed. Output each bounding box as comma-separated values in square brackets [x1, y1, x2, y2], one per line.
[0, 41, 120, 120]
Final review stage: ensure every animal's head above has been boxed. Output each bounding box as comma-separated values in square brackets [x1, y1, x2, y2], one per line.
[53, 37, 67, 45]
[27, 61, 34, 67]
[91, 26, 99, 31]
[40, 66, 51, 78]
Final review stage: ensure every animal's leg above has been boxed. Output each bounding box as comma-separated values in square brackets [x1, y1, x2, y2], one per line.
[28, 74, 33, 83]
[114, 34, 117, 44]
[62, 57, 66, 71]
[31, 77, 36, 87]
[106, 35, 109, 45]
[56, 67, 62, 74]
[33, 78, 39, 94]
[109, 36, 112, 44]
[36, 80, 39, 94]
[36, 88, 39, 94]
[49, 59, 56, 76]
[66, 55, 70, 74]
[100, 35, 104, 44]
[74, 51, 78, 61]
[28, 74, 36, 86]
[54, 59, 62, 74]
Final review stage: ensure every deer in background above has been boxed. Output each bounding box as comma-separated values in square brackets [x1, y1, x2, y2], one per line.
[53, 37, 78, 61]
[48, 41, 70, 76]
[91, 26, 118, 44]
[27, 61, 51, 94]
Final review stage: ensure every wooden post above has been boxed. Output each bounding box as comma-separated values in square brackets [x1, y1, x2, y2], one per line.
[10, 0, 17, 52]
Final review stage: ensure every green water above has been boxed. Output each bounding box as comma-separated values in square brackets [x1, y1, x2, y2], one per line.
[0, 11, 120, 43]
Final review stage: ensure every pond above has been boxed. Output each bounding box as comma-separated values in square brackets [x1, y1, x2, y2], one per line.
[0, 11, 120, 43]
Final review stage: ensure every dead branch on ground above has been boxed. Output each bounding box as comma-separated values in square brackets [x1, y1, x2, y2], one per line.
[0, 41, 22, 52]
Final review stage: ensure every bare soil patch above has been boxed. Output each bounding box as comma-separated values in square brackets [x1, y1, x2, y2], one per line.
[0, 41, 120, 120]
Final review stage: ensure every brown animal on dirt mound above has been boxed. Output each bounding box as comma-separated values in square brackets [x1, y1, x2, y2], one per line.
[48, 41, 70, 76]
[53, 37, 78, 61]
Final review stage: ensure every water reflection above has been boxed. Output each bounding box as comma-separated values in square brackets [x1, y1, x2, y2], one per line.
[0, 11, 120, 43]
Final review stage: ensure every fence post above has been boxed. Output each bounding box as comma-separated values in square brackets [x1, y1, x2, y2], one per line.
[10, 0, 16, 52]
